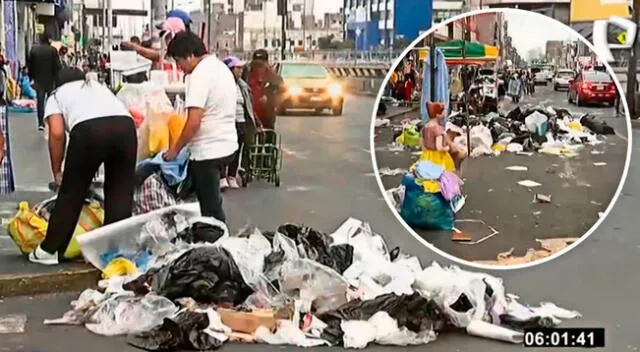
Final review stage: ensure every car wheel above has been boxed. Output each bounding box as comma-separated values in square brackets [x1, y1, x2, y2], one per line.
[576, 94, 582, 106]
[567, 91, 572, 104]
[554, 84, 558, 91]
[332, 103, 343, 116]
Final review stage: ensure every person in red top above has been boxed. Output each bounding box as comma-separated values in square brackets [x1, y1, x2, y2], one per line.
[246, 49, 284, 130]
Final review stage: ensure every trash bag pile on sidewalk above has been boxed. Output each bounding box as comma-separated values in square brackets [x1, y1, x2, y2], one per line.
[382, 105, 615, 160]
[449, 105, 615, 159]
[45, 206, 581, 349]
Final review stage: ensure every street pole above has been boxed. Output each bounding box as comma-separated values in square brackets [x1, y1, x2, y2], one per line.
[107, 0, 112, 50]
[463, 17, 470, 157]
[626, 0, 639, 118]
[278, 0, 287, 60]
[206, 0, 212, 50]
[101, 0, 106, 52]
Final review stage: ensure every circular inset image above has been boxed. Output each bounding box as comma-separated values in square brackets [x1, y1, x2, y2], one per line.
[371, 8, 631, 269]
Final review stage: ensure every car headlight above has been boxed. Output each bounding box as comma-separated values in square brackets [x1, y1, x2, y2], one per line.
[289, 85, 302, 96]
[328, 83, 342, 97]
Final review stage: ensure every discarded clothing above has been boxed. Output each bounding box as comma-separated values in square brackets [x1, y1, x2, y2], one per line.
[414, 160, 445, 180]
[439, 171, 463, 201]
[137, 148, 189, 186]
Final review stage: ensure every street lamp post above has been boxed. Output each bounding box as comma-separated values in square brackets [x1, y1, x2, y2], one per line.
[626, 0, 639, 118]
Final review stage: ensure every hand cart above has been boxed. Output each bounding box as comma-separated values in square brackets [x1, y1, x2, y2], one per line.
[241, 129, 282, 187]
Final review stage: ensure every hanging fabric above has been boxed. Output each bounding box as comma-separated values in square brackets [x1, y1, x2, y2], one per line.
[421, 48, 450, 125]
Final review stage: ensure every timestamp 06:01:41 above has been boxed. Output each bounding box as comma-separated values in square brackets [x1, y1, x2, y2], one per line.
[523, 328, 605, 348]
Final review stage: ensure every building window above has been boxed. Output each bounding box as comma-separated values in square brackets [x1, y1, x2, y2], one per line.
[264, 39, 269, 47]
[298, 40, 303, 46]
[312, 39, 317, 46]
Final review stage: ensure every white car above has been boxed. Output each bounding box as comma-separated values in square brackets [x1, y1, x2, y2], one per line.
[553, 70, 575, 91]
[532, 68, 551, 85]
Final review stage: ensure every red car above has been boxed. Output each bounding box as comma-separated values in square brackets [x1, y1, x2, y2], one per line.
[567, 70, 617, 106]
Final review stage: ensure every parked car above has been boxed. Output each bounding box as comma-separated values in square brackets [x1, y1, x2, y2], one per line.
[276, 62, 344, 115]
[567, 70, 617, 106]
[553, 69, 575, 91]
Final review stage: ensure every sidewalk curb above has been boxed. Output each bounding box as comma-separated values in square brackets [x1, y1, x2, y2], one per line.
[382, 106, 420, 121]
[0, 268, 99, 297]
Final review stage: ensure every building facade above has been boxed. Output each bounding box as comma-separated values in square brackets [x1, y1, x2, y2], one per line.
[474, 0, 570, 24]
[343, 0, 433, 51]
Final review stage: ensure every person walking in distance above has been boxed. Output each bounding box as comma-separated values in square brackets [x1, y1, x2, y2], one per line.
[246, 49, 284, 130]
[28, 33, 62, 131]
[163, 31, 238, 222]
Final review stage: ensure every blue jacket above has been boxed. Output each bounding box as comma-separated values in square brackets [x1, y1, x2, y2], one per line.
[421, 48, 450, 126]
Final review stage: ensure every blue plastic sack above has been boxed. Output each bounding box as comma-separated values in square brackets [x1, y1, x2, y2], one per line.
[399, 174, 454, 231]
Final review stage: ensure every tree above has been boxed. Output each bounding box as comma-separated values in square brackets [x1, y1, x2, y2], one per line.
[393, 37, 408, 50]
[318, 35, 337, 50]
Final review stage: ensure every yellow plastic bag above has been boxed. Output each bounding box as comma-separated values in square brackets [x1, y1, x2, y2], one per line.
[167, 113, 186, 149]
[103, 258, 138, 279]
[7, 200, 105, 259]
[147, 110, 170, 155]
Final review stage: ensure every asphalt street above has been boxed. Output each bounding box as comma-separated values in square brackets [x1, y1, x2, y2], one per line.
[0, 93, 638, 351]
[375, 84, 629, 262]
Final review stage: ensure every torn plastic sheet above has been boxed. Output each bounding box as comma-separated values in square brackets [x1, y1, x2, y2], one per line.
[341, 311, 437, 349]
[255, 320, 329, 347]
[466, 320, 523, 344]
[77, 203, 202, 270]
[453, 219, 499, 245]
[378, 167, 407, 176]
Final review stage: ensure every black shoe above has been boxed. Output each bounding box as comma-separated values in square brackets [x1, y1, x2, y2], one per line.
[38, 125, 45, 132]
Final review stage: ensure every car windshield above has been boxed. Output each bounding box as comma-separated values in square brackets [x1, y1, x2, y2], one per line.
[531, 68, 541, 73]
[584, 72, 612, 83]
[281, 64, 328, 79]
[557, 71, 574, 78]
[479, 69, 494, 76]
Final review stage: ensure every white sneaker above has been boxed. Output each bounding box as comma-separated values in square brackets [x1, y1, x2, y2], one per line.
[228, 177, 240, 189]
[28, 246, 59, 265]
[220, 178, 229, 189]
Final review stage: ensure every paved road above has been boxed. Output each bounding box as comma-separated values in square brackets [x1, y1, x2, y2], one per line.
[375, 84, 629, 262]
[0, 93, 639, 351]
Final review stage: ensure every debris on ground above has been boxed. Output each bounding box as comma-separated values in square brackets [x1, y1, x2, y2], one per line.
[44, 207, 582, 349]
[378, 167, 408, 176]
[517, 180, 542, 188]
[475, 237, 580, 266]
[0, 314, 27, 334]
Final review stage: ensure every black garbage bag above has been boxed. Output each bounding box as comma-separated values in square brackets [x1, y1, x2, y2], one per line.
[489, 119, 510, 141]
[500, 314, 556, 331]
[125, 247, 253, 306]
[317, 293, 445, 346]
[128, 310, 224, 351]
[377, 102, 387, 116]
[580, 114, 615, 135]
[555, 108, 573, 120]
[506, 106, 523, 121]
[176, 222, 226, 244]
[276, 224, 354, 274]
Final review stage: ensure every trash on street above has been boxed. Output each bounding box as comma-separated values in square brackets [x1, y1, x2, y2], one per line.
[42, 209, 581, 349]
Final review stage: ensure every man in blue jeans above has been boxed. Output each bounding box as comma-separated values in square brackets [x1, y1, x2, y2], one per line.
[162, 31, 238, 222]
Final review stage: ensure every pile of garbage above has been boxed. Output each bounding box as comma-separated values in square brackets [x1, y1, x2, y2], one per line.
[380, 105, 616, 160]
[45, 205, 581, 349]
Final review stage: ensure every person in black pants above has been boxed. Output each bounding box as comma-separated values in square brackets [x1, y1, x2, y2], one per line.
[220, 56, 261, 190]
[29, 68, 137, 265]
[27, 33, 62, 131]
[163, 31, 238, 222]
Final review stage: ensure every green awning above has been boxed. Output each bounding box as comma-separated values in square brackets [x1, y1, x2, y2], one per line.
[436, 40, 490, 59]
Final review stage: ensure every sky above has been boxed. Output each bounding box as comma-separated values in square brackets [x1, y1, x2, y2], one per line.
[505, 12, 581, 60]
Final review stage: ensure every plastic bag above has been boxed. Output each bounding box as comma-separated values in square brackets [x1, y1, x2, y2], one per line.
[167, 113, 186, 149]
[399, 174, 454, 231]
[279, 259, 350, 314]
[317, 293, 443, 346]
[148, 111, 170, 156]
[7, 199, 104, 259]
[85, 293, 178, 336]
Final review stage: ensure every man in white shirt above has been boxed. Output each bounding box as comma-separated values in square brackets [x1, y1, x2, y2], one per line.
[164, 31, 237, 222]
